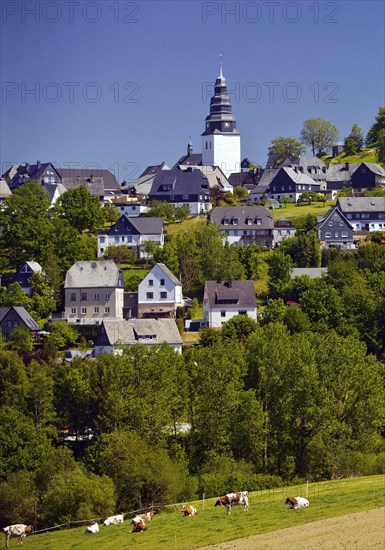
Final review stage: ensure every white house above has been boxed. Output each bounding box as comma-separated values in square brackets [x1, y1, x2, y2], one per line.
[93, 318, 183, 356]
[138, 263, 183, 318]
[98, 215, 164, 259]
[203, 279, 257, 327]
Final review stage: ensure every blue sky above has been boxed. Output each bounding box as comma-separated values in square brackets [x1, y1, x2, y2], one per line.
[1, 0, 384, 181]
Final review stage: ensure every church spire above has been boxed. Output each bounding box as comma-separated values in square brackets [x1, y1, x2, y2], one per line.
[202, 61, 239, 136]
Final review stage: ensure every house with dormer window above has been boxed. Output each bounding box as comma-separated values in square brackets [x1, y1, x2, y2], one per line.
[336, 196, 385, 232]
[203, 279, 257, 327]
[209, 206, 274, 247]
[147, 168, 212, 215]
[97, 215, 164, 258]
[12, 261, 43, 295]
[93, 318, 183, 356]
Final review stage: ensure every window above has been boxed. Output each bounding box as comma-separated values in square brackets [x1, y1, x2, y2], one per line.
[104, 307, 110, 314]
[325, 232, 331, 237]
[160, 279, 165, 286]
[81, 292, 87, 301]
[232, 218, 238, 225]
[71, 293, 76, 301]
[160, 292, 167, 299]
[223, 218, 229, 225]
[238, 311, 247, 315]
[105, 293, 110, 300]
[340, 221, 344, 226]
[182, 194, 189, 200]
[81, 307, 87, 315]
[148, 279, 153, 286]
[342, 231, 348, 237]
[99, 237, 105, 243]
[335, 232, 338, 238]
[114, 236, 119, 243]
[347, 214, 352, 219]
[94, 293, 99, 301]
[328, 221, 333, 226]
[121, 236, 125, 242]
[147, 292, 154, 299]
[221, 310, 226, 317]
[70, 307, 76, 315]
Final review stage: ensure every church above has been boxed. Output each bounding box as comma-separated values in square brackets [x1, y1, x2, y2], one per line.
[173, 63, 241, 180]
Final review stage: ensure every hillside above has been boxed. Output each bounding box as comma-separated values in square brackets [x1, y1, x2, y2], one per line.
[323, 147, 382, 166]
[21, 476, 384, 550]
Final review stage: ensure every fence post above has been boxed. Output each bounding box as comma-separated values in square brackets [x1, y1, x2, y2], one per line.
[203, 493, 205, 510]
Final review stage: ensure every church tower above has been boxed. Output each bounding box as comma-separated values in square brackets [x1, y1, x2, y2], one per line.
[201, 63, 241, 177]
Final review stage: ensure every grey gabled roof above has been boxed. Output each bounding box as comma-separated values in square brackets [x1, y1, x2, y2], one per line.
[316, 206, 354, 230]
[337, 197, 385, 212]
[172, 153, 203, 169]
[280, 167, 318, 185]
[8, 162, 61, 189]
[64, 260, 123, 288]
[209, 206, 274, 230]
[24, 261, 43, 273]
[128, 216, 164, 234]
[155, 263, 181, 286]
[204, 280, 256, 309]
[325, 163, 357, 182]
[57, 168, 121, 196]
[0, 306, 39, 330]
[100, 318, 183, 346]
[359, 162, 385, 176]
[138, 162, 170, 178]
[149, 169, 209, 196]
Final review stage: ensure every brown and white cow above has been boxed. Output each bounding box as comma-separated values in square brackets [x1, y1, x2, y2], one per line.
[285, 496, 309, 509]
[136, 511, 155, 522]
[3, 524, 33, 548]
[181, 504, 199, 516]
[215, 491, 249, 515]
[131, 517, 148, 533]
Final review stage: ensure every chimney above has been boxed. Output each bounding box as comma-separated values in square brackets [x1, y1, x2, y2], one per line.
[345, 162, 349, 171]
[227, 280, 233, 288]
[36, 160, 41, 170]
[25, 162, 30, 172]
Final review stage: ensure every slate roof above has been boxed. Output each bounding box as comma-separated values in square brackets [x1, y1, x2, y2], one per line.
[172, 153, 203, 168]
[316, 207, 354, 230]
[99, 318, 183, 346]
[204, 280, 256, 309]
[138, 162, 170, 178]
[8, 162, 60, 189]
[128, 174, 158, 197]
[178, 165, 232, 191]
[325, 163, 357, 182]
[149, 169, 210, 196]
[280, 167, 318, 185]
[209, 206, 274, 230]
[64, 261, 123, 288]
[99, 215, 163, 237]
[358, 162, 385, 176]
[337, 197, 385, 212]
[0, 306, 40, 331]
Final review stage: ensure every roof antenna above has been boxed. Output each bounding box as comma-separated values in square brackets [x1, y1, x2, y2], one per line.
[219, 53, 223, 77]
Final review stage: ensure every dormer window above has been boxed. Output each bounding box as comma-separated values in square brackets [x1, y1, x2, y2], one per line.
[232, 218, 239, 225]
[255, 218, 262, 225]
[246, 218, 253, 225]
[223, 218, 229, 225]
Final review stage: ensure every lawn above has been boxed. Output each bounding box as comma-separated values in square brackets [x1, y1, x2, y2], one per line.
[165, 215, 207, 239]
[23, 475, 385, 550]
[272, 200, 335, 221]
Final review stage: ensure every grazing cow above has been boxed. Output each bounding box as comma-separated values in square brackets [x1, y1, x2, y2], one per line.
[215, 492, 249, 515]
[84, 523, 99, 534]
[3, 524, 33, 548]
[285, 496, 309, 509]
[182, 504, 199, 517]
[103, 514, 124, 526]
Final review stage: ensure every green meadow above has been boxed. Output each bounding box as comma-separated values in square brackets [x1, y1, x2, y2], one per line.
[22, 475, 385, 550]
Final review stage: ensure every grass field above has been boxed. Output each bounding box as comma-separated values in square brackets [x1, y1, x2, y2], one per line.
[22, 475, 385, 550]
[272, 200, 334, 221]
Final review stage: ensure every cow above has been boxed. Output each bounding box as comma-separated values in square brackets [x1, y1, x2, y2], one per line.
[3, 524, 33, 548]
[131, 517, 148, 533]
[181, 504, 199, 516]
[84, 523, 99, 534]
[215, 492, 249, 515]
[285, 496, 310, 509]
[136, 511, 155, 523]
[103, 514, 124, 526]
